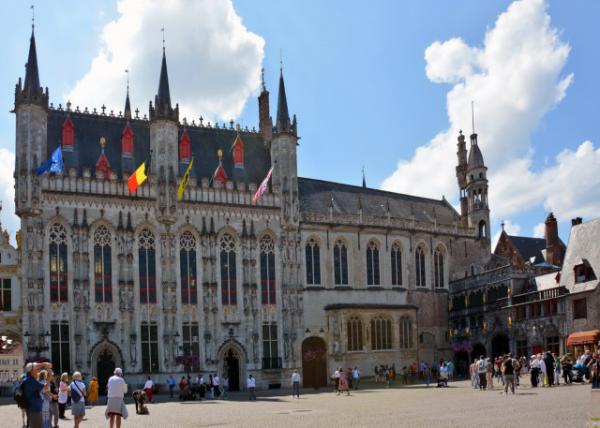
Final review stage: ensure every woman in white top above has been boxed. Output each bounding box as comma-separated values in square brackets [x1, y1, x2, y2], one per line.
[143, 376, 154, 402]
[70, 371, 87, 428]
[58, 372, 69, 419]
[105, 368, 128, 428]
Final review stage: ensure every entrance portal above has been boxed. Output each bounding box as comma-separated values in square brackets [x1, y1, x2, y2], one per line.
[492, 333, 510, 357]
[223, 349, 240, 391]
[471, 343, 487, 361]
[97, 349, 116, 395]
[301, 337, 327, 389]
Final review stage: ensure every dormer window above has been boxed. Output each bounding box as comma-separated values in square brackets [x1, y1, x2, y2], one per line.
[574, 260, 595, 284]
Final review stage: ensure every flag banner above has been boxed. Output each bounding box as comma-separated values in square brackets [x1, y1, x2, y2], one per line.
[177, 158, 194, 200]
[36, 147, 63, 175]
[128, 162, 148, 193]
[252, 167, 273, 205]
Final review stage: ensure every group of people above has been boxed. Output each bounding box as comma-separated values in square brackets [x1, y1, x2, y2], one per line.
[175, 373, 229, 400]
[469, 349, 600, 393]
[16, 362, 128, 428]
[331, 368, 359, 395]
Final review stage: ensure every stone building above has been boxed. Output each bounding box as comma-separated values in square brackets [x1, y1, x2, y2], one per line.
[0, 223, 22, 381]
[14, 26, 491, 390]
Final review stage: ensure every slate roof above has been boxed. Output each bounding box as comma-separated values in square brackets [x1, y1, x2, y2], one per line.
[298, 177, 459, 224]
[46, 109, 271, 184]
[467, 141, 485, 169]
[560, 217, 600, 293]
[506, 235, 547, 264]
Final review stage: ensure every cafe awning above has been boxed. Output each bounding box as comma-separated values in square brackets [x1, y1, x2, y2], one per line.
[566, 330, 600, 346]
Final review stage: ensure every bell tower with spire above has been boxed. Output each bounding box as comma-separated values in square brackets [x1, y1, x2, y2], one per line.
[149, 35, 179, 221]
[465, 128, 490, 251]
[455, 130, 468, 226]
[271, 66, 299, 228]
[14, 17, 48, 217]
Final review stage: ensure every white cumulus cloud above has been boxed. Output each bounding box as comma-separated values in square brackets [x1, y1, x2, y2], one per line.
[0, 148, 17, 244]
[533, 222, 546, 238]
[381, 0, 598, 225]
[65, 0, 265, 122]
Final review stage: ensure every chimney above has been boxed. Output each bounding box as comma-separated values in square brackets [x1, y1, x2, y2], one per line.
[571, 217, 583, 226]
[545, 212, 561, 267]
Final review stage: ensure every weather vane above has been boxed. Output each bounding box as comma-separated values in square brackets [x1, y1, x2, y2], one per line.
[31, 4, 35, 29]
[161, 27, 165, 50]
[125, 68, 129, 91]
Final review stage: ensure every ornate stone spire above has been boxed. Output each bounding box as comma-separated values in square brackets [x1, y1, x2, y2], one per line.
[149, 36, 178, 121]
[15, 23, 48, 108]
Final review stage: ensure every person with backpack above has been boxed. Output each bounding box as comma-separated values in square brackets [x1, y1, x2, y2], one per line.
[14, 374, 27, 428]
[70, 371, 87, 428]
[21, 361, 53, 428]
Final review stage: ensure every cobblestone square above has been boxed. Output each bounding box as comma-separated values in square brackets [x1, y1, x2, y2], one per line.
[2, 380, 596, 428]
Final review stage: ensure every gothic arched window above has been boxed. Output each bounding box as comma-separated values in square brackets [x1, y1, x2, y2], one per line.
[333, 240, 348, 285]
[391, 242, 402, 286]
[434, 247, 445, 288]
[93, 225, 112, 303]
[260, 235, 276, 305]
[478, 220, 487, 239]
[305, 238, 321, 285]
[220, 233, 237, 305]
[347, 316, 363, 351]
[399, 316, 414, 349]
[415, 246, 426, 287]
[49, 223, 68, 302]
[370, 316, 392, 350]
[366, 240, 380, 286]
[138, 228, 157, 304]
[180, 231, 197, 305]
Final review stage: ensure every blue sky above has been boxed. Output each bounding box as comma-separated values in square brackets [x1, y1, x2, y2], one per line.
[2, 0, 600, 244]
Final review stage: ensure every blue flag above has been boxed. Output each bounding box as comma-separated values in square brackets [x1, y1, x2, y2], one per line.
[36, 147, 63, 176]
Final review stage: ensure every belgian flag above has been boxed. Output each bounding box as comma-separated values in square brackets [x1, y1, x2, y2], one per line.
[128, 162, 148, 193]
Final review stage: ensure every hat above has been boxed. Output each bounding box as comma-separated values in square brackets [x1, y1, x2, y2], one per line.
[25, 362, 35, 373]
[114, 368, 123, 376]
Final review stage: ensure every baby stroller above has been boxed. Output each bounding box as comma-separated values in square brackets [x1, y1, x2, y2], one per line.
[437, 371, 449, 387]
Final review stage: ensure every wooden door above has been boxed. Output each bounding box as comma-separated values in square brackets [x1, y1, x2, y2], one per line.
[302, 337, 327, 389]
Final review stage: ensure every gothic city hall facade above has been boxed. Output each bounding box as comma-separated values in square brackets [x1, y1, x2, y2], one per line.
[14, 27, 492, 390]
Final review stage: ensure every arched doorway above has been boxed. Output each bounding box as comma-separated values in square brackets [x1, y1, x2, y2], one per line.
[222, 349, 240, 391]
[96, 350, 115, 395]
[492, 333, 510, 357]
[471, 343, 487, 361]
[89, 340, 122, 396]
[301, 337, 327, 389]
[454, 352, 470, 378]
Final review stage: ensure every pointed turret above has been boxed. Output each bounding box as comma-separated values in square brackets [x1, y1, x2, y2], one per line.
[275, 69, 295, 134]
[15, 26, 48, 108]
[258, 68, 273, 143]
[149, 48, 178, 121]
[124, 87, 131, 119]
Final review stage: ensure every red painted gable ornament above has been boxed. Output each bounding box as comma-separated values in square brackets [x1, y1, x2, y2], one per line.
[121, 123, 134, 155]
[232, 134, 244, 167]
[212, 149, 228, 184]
[95, 137, 111, 178]
[179, 130, 191, 161]
[62, 116, 75, 150]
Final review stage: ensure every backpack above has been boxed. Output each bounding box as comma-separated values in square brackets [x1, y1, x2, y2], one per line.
[14, 382, 28, 409]
[71, 383, 82, 403]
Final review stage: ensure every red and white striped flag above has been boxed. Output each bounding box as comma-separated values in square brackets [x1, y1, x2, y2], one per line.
[252, 167, 273, 204]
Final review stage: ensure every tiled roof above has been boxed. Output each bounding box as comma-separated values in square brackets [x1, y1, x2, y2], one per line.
[506, 235, 547, 264]
[298, 177, 459, 224]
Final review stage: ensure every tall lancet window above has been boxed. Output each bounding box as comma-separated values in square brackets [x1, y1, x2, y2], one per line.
[94, 225, 112, 303]
[180, 231, 198, 305]
[434, 247, 445, 288]
[138, 228, 157, 304]
[220, 233, 237, 305]
[415, 246, 426, 287]
[333, 240, 348, 285]
[49, 223, 68, 302]
[366, 240, 380, 286]
[305, 238, 321, 285]
[391, 242, 402, 286]
[260, 235, 276, 305]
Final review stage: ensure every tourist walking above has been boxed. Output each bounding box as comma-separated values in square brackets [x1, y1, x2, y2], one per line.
[486, 357, 494, 390]
[58, 372, 69, 419]
[337, 368, 350, 396]
[561, 354, 573, 384]
[213, 374, 221, 399]
[331, 368, 340, 392]
[23, 362, 52, 428]
[105, 368, 128, 428]
[476, 356, 487, 390]
[530, 355, 540, 387]
[222, 376, 229, 399]
[544, 352, 555, 386]
[470, 359, 479, 389]
[552, 353, 561, 386]
[143, 376, 154, 403]
[70, 372, 87, 428]
[88, 377, 99, 404]
[247, 374, 256, 401]
[291, 369, 301, 398]
[352, 367, 360, 389]
[167, 375, 176, 398]
[502, 354, 516, 395]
